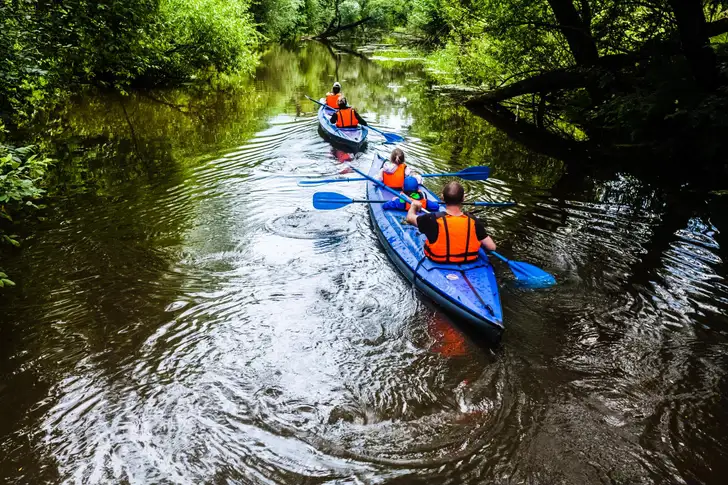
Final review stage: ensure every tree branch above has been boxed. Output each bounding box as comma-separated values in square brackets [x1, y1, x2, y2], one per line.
[315, 17, 372, 39]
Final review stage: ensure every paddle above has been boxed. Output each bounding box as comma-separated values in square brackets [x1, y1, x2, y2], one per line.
[350, 163, 555, 287]
[313, 192, 515, 210]
[298, 165, 491, 186]
[422, 166, 490, 181]
[350, 165, 413, 202]
[367, 126, 405, 144]
[313, 192, 382, 210]
[488, 251, 556, 288]
[305, 95, 405, 144]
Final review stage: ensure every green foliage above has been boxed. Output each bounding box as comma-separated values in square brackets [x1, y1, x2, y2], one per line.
[0, 144, 51, 208]
[250, 0, 303, 40]
[407, 0, 448, 44]
[0, 140, 52, 284]
[0, 0, 261, 131]
[0, 271, 16, 287]
[156, 0, 260, 79]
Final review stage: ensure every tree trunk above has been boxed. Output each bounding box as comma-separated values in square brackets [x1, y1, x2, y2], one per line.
[547, 0, 599, 66]
[466, 67, 600, 104]
[536, 93, 547, 129]
[668, 0, 719, 89]
[315, 16, 372, 39]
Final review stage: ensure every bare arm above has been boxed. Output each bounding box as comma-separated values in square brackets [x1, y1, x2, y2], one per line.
[354, 110, 368, 126]
[406, 200, 422, 226]
[480, 236, 496, 252]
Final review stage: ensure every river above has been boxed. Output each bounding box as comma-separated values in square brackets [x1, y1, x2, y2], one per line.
[1, 42, 728, 484]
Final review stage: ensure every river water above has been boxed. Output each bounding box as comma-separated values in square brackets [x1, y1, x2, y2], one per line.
[2, 42, 728, 484]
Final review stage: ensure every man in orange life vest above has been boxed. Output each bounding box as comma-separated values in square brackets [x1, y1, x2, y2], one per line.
[407, 182, 496, 263]
[325, 82, 342, 109]
[330, 97, 368, 128]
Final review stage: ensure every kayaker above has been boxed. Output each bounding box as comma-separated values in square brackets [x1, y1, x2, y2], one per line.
[383, 176, 439, 212]
[378, 148, 422, 189]
[330, 97, 368, 128]
[407, 181, 496, 263]
[325, 82, 343, 109]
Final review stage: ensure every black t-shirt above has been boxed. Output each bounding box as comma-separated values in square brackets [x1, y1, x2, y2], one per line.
[416, 212, 488, 244]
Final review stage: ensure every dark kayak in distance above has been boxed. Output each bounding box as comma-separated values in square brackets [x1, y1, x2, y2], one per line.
[317, 100, 368, 151]
[365, 154, 504, 342]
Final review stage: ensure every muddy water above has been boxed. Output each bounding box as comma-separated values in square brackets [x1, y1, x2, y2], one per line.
[1, 42, 728, 484]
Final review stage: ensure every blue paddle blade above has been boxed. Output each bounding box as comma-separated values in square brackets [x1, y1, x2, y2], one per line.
[457, 166, 491, 181]
[382, 132, 405, 143]
[313, 192, 354, 210]
[507, 260, 556, 288]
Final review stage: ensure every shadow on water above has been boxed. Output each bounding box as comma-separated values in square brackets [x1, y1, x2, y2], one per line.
[1, 41, 728, 484]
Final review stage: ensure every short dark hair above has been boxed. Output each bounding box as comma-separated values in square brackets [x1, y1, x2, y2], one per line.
[338, 96, 347, 107]
[333, 86, 340, 94]
[442, 182, 465, 205]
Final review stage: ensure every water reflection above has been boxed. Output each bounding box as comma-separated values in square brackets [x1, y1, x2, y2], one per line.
[1, 42, 728, 485]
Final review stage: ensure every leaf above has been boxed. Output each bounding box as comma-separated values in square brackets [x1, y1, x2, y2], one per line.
[1, 279, 15, 287]
[3, 235, 21, 247]
[0, 272, 7, 278]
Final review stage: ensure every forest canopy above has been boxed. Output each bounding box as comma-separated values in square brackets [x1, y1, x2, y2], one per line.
[2, 0, 728, 201]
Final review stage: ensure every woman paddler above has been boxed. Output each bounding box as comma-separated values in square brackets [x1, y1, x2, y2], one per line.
[378, 148, 421, 189]
[382, 176, 439, 212]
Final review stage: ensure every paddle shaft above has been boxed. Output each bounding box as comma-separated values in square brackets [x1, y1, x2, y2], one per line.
[350, 166, 431, 214]
[305, 95, 329, 109]
[422, 172, 470, 178]
[334, 198, 513, 208]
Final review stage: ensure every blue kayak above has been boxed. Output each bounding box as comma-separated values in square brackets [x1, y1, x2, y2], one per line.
[366, 154, 504, 342]
[317, 100, 368, 151]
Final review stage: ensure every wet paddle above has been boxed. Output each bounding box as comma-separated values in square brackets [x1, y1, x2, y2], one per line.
[488, 251, 556, 288]
[313, 192, 384, 210]
[298, 165, 491, 186]
[351, 163, 555, 287]
[367, 126, 405, 143]
[313, 192, 514, 209]
[305, 95, 405, 143]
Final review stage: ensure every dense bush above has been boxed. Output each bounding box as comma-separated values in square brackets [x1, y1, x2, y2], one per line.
[0, 0, 261, 130]
[0, 137, 52, 284]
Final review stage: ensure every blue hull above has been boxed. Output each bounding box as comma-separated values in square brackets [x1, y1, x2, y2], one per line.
[317, 102, 368, 152]
[366, 154, 504, 342]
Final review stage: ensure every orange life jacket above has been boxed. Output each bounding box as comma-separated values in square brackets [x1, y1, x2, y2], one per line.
[424, 213, 481, 263]
[382, 164, 406, 188]
[325, 93, 340, 109]
[336, 107, 359, 128]
[400, 190, 426, 211]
